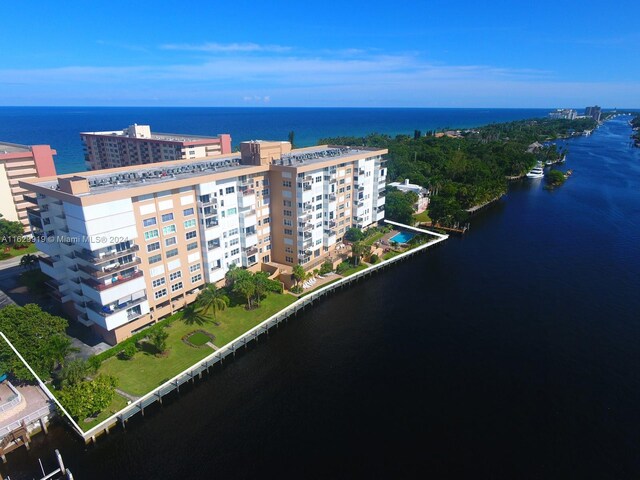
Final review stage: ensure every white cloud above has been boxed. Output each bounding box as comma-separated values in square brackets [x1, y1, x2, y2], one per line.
[160, 42, 291, 53]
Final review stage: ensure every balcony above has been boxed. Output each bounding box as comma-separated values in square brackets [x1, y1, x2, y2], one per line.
[302, 203, 313, 212]
[327, 194, 337, 202]
[198, 197, 217, 207]
[39, 256, 57, 267]
[23, 194, 38, 205]
[299, 223, 313, 232]
[207, 240, 221, 251]
[87, 296, 147, 318]
[244, 246, 259, 256]
[203, 206, 218, 218]
[78, 257, 142, 279]
[81, 270, 143, 292]
[205, 217, 219, 229]
[241, 188, 255, 196]
[299, 213, 312, 222]
[76, 244, 139, 264]
[303, 183, 312, 191]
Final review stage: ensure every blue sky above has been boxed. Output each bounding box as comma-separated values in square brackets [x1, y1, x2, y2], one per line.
[1, 0, 639, 107]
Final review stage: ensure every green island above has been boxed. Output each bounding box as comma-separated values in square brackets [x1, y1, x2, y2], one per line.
[320, 116, 596, 227]
[545, 169, 567, 188]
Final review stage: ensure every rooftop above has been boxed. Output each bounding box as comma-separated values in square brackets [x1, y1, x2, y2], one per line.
[80, 130, 223, 143]
[275, 146, 382, 168]
[0, 142, 31, 154]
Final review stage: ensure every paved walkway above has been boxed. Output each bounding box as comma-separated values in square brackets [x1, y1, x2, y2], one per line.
[0, 384, 50, 434]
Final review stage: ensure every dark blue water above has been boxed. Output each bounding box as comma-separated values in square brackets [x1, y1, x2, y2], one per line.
[0, 107, 548, 174]
[2, 115, 640, 479]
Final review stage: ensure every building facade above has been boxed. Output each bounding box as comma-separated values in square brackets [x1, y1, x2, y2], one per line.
[585, 106, 602, 122]
[21, 142, 387, 344]
[0, 143, 57, 230]
[81, 124, 232, 170]
[548, 109, 577, 120]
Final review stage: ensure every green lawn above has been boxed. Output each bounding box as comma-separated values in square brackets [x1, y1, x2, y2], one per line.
[363, 232, 384, 246]
[0, 243, 37, 260]
[186, 331, 211, 346]
[339, 263, 369, 277]
[383, 251, 403, 260]
[412, 210, 431, 224]
[98, 293, 296, 396]
[82, 393, 129, 430]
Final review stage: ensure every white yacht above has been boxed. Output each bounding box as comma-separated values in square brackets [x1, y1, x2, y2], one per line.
[526, 163, 545, 179]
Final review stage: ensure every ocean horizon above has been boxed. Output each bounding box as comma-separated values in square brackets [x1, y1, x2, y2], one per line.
[0, 106, 557, 174]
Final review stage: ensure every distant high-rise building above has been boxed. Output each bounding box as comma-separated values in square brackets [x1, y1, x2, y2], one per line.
[81, 124, 232, 170]
[0, 142, 57, 230]
[585, 106, 602, 122]
[549, 109, 577, 120]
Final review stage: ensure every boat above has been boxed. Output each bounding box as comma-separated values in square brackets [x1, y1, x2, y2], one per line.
[526, 163, 545, 179]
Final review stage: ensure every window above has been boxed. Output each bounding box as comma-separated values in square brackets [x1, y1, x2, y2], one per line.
[285, 247, 293, 253]
[166, 248, 179, 258]
[171, 282, 183, 292]
[187, 242, 198, 251]
[144, 229, 159, 241]
[226, 208, 237, 216]
[161, 213, 174, 222]
[228, 228, 239, 236]
[184, 219, 196, 229]
[143, 217, 157, 227]
[165, 237, 177, 247]
[225, 186, 235, 194]
[283, 180, 292, 188]
[147, 242, 160, 252]
[189, 263, 201, 273]
[154, 288, 167, 299]
[263, 217, 270, 224]
[149, 254, 162, 264]
[162, 225, 176, 235]
[231, 248, 240, 256]
[284, 219, 292, 226]
[285, 256, 294, 263]
[191, 274, 202, 283]
[185, 231, 197, 240]
[183, 208, 194, 216]
[283, 200, 292, 207]
[229, 238, 239, 246]
[284, 228, 293, 236]
[315, 176, 322, 182]
[152, 277, 165, 288]
[169, 271, 182, 281]
[284, 210, 292, 217]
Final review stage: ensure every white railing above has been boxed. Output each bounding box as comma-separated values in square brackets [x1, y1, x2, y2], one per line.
[80, 222, 448, 440]
[0, 382, 21, 413]
[0, 404, 54, 438]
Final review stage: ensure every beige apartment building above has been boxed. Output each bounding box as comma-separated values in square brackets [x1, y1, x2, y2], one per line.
[21, 141, 387, 344]
[0, 142, 57, 230]
[81, 124, 232, 170]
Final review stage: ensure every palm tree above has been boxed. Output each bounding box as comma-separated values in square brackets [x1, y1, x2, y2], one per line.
[181, 304, 209, 326]
[20, 253, 39, 270]
[291, 264, 305, 287]
[196, 284, 229, 320]
[351, 241, 367, 266]
[45, 334, 78, 371]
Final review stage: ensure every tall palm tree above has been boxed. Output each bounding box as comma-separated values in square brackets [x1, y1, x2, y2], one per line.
[45, 334, 78, 371]
[291, 264, 305, 287]
[19, 253, 38, 270]
[351, 241, 367, 266]
[196, 284, 229, 319]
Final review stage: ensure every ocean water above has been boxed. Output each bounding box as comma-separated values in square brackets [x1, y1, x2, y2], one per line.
[2, 115, 640, 479]
[0, 107, 549, 174]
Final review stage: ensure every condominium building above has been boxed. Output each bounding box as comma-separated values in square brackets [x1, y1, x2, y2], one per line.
[585, 106, 602, 122]
[21, 141, 387, 344]
[0, 142, 57, 230]
[81, 124, 232, 170]
[548, 109, 577, 120]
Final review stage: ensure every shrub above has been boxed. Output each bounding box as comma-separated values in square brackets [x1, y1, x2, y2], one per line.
[319, 261, 333, 275]
[336, 262, 351, 274]
[119, 342, 137, 360]
[370, 254, 379, 264]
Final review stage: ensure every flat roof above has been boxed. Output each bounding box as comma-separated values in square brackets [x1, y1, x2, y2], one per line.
[80, 130, 222, 143]
[276, 146, 383, 168]
[0, 142, 30, 154]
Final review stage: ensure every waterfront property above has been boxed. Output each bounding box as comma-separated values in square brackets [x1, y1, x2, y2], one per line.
[0, 142, 57, 230]
[81, 124, 232, 170]
[20, 141, 387, 344]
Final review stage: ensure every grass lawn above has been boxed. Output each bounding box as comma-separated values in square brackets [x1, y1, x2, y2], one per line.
[339, 263, 369, 277]
[383, 251, 403, 260]
[82, 393, 129, 430]
[0, 243, 37, 259]
[363, 232, 384, 246]
[98, 292, 296, 397]
[187, 331, 212, 346]
[412, 210, 431, 224]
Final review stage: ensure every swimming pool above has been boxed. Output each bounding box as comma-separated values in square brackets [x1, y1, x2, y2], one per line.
[390, 231, 415, 243]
